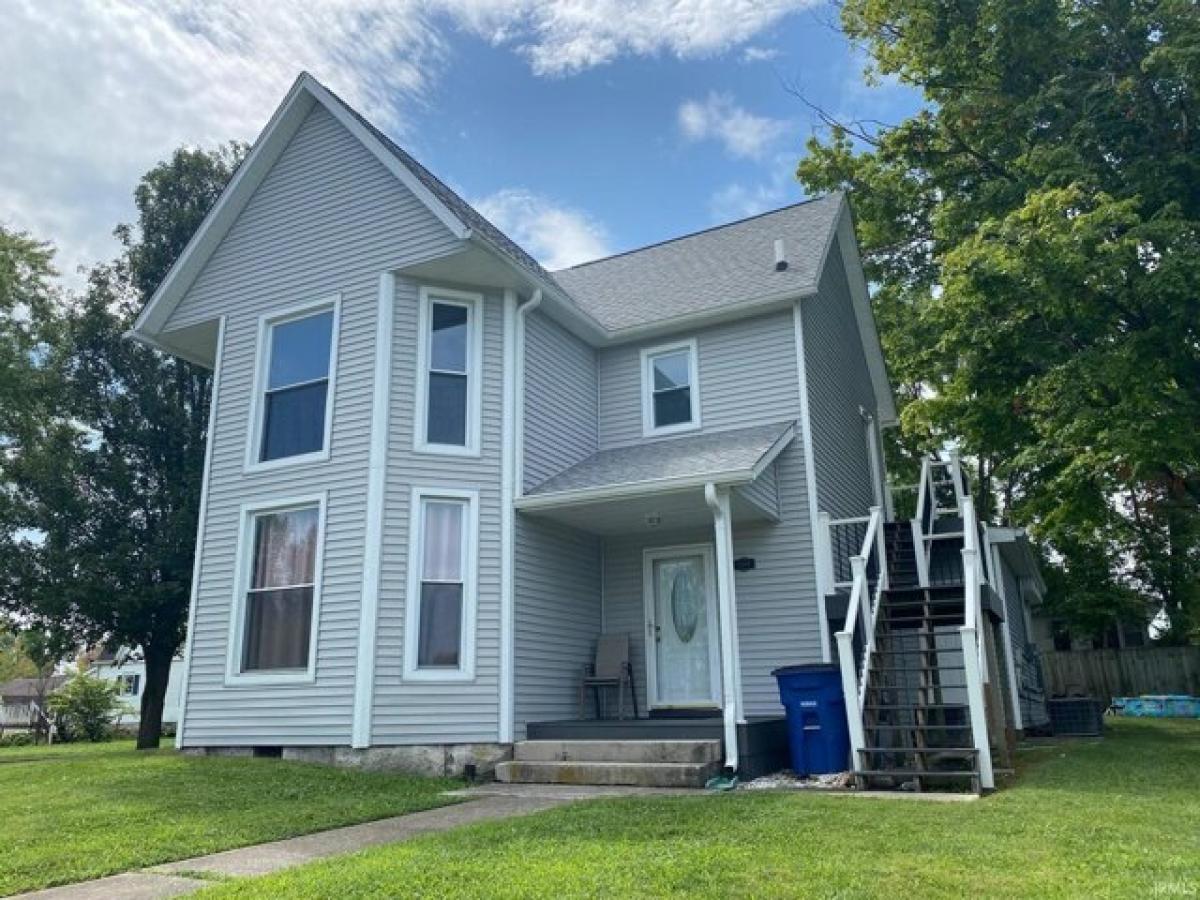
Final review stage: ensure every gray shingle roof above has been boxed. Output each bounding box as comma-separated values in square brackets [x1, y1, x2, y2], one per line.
[319, 81, 556, 287]
[524, 421, 795, 500]
[319, 76, 844, 335]
[0, 675, 67, 702]
[550, 195, 843, 332]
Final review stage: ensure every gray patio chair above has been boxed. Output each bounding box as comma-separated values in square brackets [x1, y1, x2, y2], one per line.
[579, 634, 639, 720]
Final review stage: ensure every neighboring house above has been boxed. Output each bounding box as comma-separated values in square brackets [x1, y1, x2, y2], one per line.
[130, 74, 1046, 790]
[89, 650, 185, 727]
[1030, 614, 1149, 653]
[0, 675, 66, 733]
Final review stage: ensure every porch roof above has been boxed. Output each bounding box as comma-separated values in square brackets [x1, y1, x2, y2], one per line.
[518, 421, 794, 511]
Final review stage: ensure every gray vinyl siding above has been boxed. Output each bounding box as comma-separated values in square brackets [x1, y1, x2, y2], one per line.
[513, 516, 602, 734]
[600, 446, 822, 718]
[175, 104, 463, 746]
[998, 555, 1048, 728]
[737, 464, 779, 519]
[594, 310, 822, 717]
[522, 311, 598, 491]
[803, 236, 877, 520]
[597, 310, 798, 450]
[371, 278, 506, 745]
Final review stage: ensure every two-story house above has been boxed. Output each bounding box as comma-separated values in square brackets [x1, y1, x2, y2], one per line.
[132, 74, 1045, 791]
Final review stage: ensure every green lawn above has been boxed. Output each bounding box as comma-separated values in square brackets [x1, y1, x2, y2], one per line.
[203, 718, 1200, 899]
[0, 741, 459, 896]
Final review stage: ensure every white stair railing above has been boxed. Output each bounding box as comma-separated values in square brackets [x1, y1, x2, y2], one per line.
[958, 496, 994, 790]
[834, 505, 883, 773]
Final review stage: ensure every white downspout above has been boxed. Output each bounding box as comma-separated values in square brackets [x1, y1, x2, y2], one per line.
[705, 483, 742, 773]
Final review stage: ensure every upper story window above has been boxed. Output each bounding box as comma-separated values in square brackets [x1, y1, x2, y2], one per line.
[404, 487, 478, 681]
[248, 298, 339, 470]
[415, 287, 483, 455]
[230, 497, 324, 682]
[115, 672, 140, 696]
[641, 339, 701, 436]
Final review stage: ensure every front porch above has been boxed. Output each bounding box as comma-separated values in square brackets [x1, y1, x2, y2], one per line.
[508, 421, 811, 785]
[524, 716, 788, 779]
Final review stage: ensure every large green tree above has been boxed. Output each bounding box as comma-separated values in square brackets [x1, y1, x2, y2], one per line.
[0, 144, 244, 747]
[797, 0, 1199, 638]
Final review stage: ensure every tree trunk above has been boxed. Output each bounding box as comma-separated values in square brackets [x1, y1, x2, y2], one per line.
[137, 643, 172, 749]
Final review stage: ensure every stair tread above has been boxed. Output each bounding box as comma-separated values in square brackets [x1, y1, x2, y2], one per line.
[866, 724, 972, 730]
[502, 760, 712, 769]
[856, 769, 978, 779]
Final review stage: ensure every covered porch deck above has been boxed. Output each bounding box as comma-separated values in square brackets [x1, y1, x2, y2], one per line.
[513, 421, 799, 777]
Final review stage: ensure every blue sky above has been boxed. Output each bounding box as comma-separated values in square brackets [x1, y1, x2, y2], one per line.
[1, 1, 922, 280]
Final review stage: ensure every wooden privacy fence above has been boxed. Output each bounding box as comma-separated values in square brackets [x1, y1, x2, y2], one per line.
[1041, 646, 1200, 701]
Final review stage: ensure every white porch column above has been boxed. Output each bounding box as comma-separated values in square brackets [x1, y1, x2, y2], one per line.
[705, 483, 743, 772]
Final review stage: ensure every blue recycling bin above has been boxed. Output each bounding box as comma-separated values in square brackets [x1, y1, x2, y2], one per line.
[772, 664, 851, 775]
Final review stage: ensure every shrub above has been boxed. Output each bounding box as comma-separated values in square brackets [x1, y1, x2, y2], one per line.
[47, 673, 128, 742]
[0, 732, 34, 748]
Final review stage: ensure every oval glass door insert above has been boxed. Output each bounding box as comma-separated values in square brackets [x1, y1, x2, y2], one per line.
[670, 565, 702, 643]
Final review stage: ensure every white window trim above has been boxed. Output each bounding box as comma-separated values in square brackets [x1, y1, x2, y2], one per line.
[244, 295, 341, 474]
[402, 486, 479, 682]
[640, 338, 701, 437]
[413, 286, 484, 457]
[225, 492, 327, 686]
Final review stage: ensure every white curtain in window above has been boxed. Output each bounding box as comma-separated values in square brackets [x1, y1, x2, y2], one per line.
[422, 501, 463, 581]
[252, 507, 319, 588]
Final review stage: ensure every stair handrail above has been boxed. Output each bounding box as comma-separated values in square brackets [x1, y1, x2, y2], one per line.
[958, 496, 994, 790]
[835, 505, 883, 773]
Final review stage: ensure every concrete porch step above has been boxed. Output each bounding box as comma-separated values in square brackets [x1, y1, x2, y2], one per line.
[495, 758, 721, 788]
[513, 739, 721, 765]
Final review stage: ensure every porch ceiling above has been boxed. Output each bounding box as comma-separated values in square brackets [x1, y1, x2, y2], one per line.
[517, 484, 773, 536]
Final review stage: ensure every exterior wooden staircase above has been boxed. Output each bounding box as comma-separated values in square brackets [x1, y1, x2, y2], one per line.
[825, 454, 996, 794]
[856, 525, 979, 792]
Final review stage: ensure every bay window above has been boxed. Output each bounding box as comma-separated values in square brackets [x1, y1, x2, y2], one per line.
[229, 497, 324, 681]
[404, 488, 478, 680]
[415, 287, 482, 455]
[249, 298, 339, 469]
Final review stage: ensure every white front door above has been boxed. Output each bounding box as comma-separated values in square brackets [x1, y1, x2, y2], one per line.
[644, 545, 722, 709]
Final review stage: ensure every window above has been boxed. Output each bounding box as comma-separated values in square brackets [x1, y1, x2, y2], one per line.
[229, 497, 324, 681]
[415, 288, 482, 455]
[404, 488, 478, 680]
[641, 339, 700, 436]
[249, 299, 339, 469]
[116, 673, 140, 696]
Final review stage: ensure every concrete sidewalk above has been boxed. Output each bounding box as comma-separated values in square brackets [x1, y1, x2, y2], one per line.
[19, 785, 682, 899]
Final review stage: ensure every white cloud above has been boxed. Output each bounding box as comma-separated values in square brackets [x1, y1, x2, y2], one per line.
[708, 152, 803, 221]
[0, 0, 813, 282]
[452, 0, 817, 75]
[741, 45, 781, 63]
[1, 0, 445, 282]
[678, 92, 788, 159]
[473, 189, 612, 270]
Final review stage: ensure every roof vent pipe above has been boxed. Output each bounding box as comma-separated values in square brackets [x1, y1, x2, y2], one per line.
[774, 239, 788, 271]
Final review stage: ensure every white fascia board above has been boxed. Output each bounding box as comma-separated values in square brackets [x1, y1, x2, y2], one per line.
[131, 73, 470, 345]
[302, 75, 469, 241]
[515, 427, 793, 512]
[132, 78, 318, 339]
[515, 468, 756, 512]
